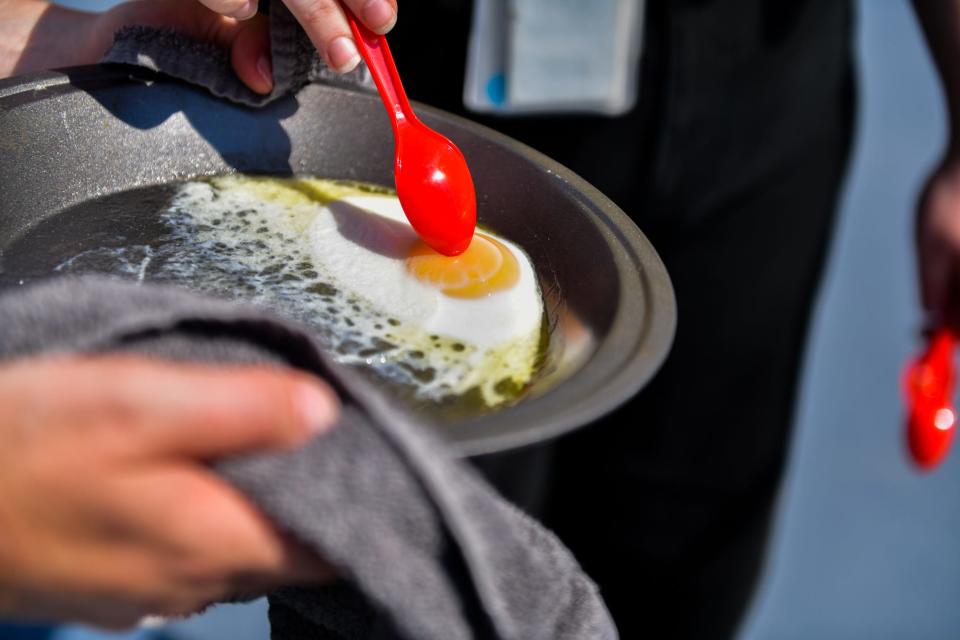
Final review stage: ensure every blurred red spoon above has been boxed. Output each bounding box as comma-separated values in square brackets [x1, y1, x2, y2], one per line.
[904, 327, 957, 469]
[346, 13, 476, 256]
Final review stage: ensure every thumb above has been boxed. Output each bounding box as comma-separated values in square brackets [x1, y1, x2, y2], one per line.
[99, 0, 274, 95]
[226, 13, 274, 94]
[193, 10, 273, 94]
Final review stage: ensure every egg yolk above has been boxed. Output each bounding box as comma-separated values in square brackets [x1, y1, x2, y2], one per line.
[406, 234, 520, 298]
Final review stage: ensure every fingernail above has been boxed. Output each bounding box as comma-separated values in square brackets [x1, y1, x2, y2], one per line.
[256, 54, 273, 92]
[296, 384, 338, 435]
[363, 0, 397, 34]
[230, 0, 258, 20]
[327, 37, 361, 74]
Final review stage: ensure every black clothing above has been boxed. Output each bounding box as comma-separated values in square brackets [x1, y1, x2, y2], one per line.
[392, 1, 856, 637]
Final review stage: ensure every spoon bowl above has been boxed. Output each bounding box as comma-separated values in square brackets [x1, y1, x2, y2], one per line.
[395, 122, 476, 256]
[348, 14, 476, 256]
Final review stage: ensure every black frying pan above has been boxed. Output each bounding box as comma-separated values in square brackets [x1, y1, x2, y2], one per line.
[0, 66, 675, 456]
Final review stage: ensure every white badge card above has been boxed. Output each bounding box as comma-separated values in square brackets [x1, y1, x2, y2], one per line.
[464, 0, 646, 116]
[463, 0, 511, 113]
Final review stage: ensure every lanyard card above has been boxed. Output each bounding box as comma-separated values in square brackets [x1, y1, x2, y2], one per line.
[464, 0, 646, 116]
[463, 0, 511, 113]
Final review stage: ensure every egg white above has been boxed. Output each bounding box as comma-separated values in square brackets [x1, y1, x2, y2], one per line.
[309, 194, 542, 349]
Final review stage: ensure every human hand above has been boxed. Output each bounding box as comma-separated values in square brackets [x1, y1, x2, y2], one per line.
[188, 0, 397, 72]
[0, 0, 396, 95]
[95, 0, 398, 90]
[917, 156, 960, 327]
[0, 355, 338, 629]
[0, 0, 276, 93]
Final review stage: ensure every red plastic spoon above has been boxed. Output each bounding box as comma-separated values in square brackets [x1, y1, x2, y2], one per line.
[346, 14, 476, 256]
[904, 328, 957, 469]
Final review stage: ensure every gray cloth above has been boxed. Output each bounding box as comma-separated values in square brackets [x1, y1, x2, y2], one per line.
[0, 277, 617, 640]
[101, 0, 372, 106]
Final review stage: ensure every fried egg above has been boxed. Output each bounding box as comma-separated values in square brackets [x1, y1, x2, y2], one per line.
[156, 176, 545, 407]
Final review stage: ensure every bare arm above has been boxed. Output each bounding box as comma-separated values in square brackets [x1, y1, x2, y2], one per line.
[912, 1, 960, 325]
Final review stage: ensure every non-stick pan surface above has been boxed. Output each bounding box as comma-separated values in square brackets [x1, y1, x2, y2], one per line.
[0, 66, 675, 456]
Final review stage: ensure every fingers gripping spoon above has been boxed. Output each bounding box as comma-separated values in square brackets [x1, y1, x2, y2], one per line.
[346, 14, 477, 256]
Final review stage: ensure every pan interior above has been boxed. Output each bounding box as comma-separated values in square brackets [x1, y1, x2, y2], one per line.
[0, 69, 674, 455]
[0, 177, 562, 424]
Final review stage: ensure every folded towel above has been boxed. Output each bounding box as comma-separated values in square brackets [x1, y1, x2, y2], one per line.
[101, 0, 372, 106]
[0, 277, 617, 640]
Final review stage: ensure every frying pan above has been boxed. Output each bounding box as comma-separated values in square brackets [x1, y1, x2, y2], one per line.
[0, 66, 675, 457]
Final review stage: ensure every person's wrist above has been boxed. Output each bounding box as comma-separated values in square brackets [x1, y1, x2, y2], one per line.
[70, 5, 117, 66]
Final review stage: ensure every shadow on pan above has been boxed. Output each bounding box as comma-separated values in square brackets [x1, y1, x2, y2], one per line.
[0, 66, 675, 457]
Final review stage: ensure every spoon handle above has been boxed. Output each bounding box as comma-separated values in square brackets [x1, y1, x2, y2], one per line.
[346, 13, 417, 133]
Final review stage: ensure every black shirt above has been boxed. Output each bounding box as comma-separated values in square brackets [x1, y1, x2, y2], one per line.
[389, 0, 854, 244]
